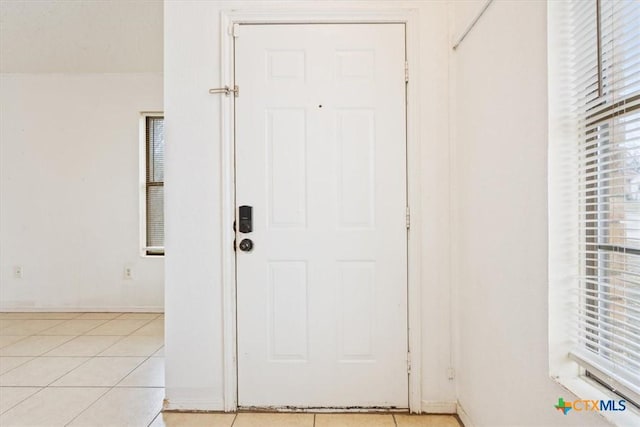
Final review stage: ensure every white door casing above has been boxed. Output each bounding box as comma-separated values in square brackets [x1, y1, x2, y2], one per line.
[235, 23, 408, 408]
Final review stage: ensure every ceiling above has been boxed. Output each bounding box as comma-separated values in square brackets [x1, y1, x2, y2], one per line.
[0, 0, 163, 73]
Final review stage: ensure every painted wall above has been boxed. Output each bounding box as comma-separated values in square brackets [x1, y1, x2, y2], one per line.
[164, 0, 453, 411]
[0, 0, 163, 74]
[0, 73, 164, 311]
[450, 1, 608, 426]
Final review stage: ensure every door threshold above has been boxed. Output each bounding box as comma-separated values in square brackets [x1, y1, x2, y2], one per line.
[238, 406, 409, 413]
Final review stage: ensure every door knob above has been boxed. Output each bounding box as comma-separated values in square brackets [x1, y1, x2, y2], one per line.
[239, 238, 254, 252]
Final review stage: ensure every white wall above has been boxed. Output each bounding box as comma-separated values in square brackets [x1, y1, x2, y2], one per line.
[0, 0, 163, 73]
[0, 73, 164, 311]
[450, 1, 609, 426]
[164, 0, 453, 411]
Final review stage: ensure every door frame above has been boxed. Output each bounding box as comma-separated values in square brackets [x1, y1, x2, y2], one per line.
[219, 8, 422, 413]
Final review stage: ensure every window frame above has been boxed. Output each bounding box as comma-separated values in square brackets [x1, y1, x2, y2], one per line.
[578, 111, 640, 408]
[574, 0, 640, 407]
[139, 112, 165, 257]
[548, 1, 640, 424]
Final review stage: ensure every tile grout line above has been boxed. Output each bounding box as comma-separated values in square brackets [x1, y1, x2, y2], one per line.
[112, 346, 160, 388]
[0, 314, 266, 426]
[0, 312, 153, 355]
[0, 312, 165, 426]
[63, 383, 161, 427]
[0, 355, 36, 377]
[100, 335, 163, 358]
[0, 386, 45, 416]
[0, 335, 30, 351]
[0, 335, 74, 358]
[0, 314, 81, 321]
[88, 314, 157, 337]
[36, 317, 113, 336]
[3, 316, 116, 359]
[35, 320, 111, 356]
[0, 318, 135, 382]
[63, 314, 161, 426]
[62, 386, 112, 426]
[0, 319, 27, 334]
[2, 313, 125, 423]
[3, 355, 151, 358]
[52, 313, 158, 357]
[33, 312, 97, 336]
[1, 317, 114, 425]
[0, 319, 66, 337]
[94, 313, 159, 362]
[42, 356, 94, 387]
[76, 334, 129, 357]
[8, 386, 164, 390]
[88, 316, 163, 425]
[36, 315, 139, 385]
[147, 410, 161, 427]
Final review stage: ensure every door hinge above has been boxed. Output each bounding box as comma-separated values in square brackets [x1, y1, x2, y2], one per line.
[231, 23, 240, 38]
[407, 352, 412, 373]
[404, 61, 409, 83]
[406, 206, 410, 230]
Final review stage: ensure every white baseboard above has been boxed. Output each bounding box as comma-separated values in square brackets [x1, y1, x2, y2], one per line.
[0, 306, 164, 313]
[421, 400, 457, 414]
[163, 398, 225, 412]
[456, 402, 474, 427]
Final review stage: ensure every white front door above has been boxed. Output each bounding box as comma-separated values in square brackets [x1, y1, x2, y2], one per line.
[235, 23, 408, 408]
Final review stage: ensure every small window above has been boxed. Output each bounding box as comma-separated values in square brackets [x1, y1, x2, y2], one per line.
[143, 114, 164, 256]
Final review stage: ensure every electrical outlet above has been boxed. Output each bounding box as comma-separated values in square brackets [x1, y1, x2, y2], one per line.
[13, 266, 22, 279]
[123, 266, 133, 280]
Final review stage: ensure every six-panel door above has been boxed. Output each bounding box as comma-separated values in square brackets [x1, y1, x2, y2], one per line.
[235, 23, 408, 408]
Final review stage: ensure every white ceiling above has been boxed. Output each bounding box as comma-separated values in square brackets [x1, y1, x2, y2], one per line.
[0, 0, 163, 73]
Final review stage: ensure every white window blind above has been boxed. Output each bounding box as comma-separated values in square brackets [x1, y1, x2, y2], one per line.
[146, 116, 164, 255]
[570, 0, 640, 405]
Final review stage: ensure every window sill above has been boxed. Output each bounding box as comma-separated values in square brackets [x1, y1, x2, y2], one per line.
[141, 247, 165, 258]
[554, 375, 640, 426]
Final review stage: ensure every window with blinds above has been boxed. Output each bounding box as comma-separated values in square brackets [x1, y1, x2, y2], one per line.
[145, 115, 164, 256]
[570, 0, 640, 406]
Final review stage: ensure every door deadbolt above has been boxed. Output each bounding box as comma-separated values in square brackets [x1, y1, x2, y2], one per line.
[239, 205, 253, 233]
[239, 238, 254, 252]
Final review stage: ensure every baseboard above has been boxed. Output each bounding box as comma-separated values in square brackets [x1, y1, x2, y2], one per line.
[456, 402, 474, 427]
[163, 398, 225, 412]
[420, 400, 457, 414]
[0, 306, 164, 313]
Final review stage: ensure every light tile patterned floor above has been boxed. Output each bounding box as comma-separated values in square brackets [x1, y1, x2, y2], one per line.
[151, 413, 462, 427]
[0, 312, 462, 427]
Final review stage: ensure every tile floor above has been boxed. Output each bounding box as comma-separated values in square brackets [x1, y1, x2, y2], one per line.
[0, 312, 462, 427]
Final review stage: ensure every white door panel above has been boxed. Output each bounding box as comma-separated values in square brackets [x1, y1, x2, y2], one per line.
[235, 23, 407, 408]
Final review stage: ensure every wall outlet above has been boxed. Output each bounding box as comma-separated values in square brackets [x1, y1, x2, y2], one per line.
[13, 265, 22, 279]
[123, 266, 133, 280]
